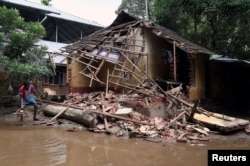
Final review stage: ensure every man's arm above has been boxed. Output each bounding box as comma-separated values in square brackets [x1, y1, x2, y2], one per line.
[31, 85, 40, 100]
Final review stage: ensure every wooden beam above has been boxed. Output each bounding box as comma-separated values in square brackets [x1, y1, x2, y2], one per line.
[101, 45, 147, 55]
[47, 106, 69, 125]
[173, 41, 177, 81]
[79, 71, 105, 85]
[190, 100, 199, 118]
[65, 55, 98, 70]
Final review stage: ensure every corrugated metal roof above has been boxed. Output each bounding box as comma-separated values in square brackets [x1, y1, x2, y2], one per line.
[1, 0, 103, 27]
[36, 40, 67, 64]
[36, 40, 68, 52]
[211, 55, 250, 67]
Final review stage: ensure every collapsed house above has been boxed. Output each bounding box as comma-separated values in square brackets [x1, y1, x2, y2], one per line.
[60, 11, 216, 101]
[37, 11, 250, 143]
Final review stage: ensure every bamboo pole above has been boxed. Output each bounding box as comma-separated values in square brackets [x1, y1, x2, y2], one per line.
[65, 55, 98, 70]
[120, 52, 142, 72]
[166, 109, 189, 128]
[113, 64, 144, 80]
[101, 45, 147, 55]
[79, 71, 105, 85]
[108, 74, 140, 85]
[103, 40, 144, 48]
[78, 52, 98, 62]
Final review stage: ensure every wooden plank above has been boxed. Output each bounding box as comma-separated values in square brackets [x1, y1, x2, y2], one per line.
[190, 100, 199, 118]
[166, 108, 190, 128]
[106, 69, 109, 95]
[47, 106, 69, 125]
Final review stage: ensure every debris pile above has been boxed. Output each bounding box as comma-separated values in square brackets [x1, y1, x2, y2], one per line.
[41, 89, 213, 144]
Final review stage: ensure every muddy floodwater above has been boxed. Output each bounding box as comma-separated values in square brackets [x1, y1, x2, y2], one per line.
[0, 120, 249, 166]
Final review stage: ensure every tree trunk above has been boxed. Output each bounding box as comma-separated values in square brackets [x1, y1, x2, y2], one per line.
[42, 104, 98, 128]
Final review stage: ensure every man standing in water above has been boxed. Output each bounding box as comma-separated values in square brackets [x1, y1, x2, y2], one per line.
[19, 81, 40, 121]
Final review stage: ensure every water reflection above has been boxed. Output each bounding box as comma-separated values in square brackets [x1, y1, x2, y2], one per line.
[0, 122, 249, 166]
[0, 124, 66, 166]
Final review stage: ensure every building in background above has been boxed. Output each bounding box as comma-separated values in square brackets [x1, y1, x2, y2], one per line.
[0, 0, 103, 96]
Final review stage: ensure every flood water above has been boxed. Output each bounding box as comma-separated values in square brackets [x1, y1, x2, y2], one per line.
[0, 121, 249, 166]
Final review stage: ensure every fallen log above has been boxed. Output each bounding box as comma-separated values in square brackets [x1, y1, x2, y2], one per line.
[47, 106, 69, 125]
[42, 104, 98, 128]
[39, 100, 152, 126]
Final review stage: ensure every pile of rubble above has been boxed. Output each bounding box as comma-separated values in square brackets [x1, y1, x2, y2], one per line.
[46, 90, 211, 144]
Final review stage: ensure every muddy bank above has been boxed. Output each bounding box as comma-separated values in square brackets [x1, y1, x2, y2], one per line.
[1, 104, 249, 145]
[0, 121, 248, 166]
[0, 105, 84, 132]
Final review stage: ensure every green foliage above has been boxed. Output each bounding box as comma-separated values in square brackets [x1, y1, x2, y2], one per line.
[8, 62, 49, 81]
[116, 0, 155, 20]
[152, 0, 250, 59]
[41, 0, 52, 6]
[0, 48, 49, 83]
[0, 6, 24, 33]
[0, 54, 9, 67]
[154, 0, 188, 32]
[0, 6, 49, 83]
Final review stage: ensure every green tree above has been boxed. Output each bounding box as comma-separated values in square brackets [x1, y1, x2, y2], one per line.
[41, 0, 52, 6]
[0, 6, 49, 83]
[153, 0, 250, 59]
[116, 0, 155, 20]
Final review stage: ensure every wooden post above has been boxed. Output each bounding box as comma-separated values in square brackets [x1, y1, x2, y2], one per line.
[190, 100, 199, 118]
[173, 41, 176, 81]
[106, 69, 109, 96]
